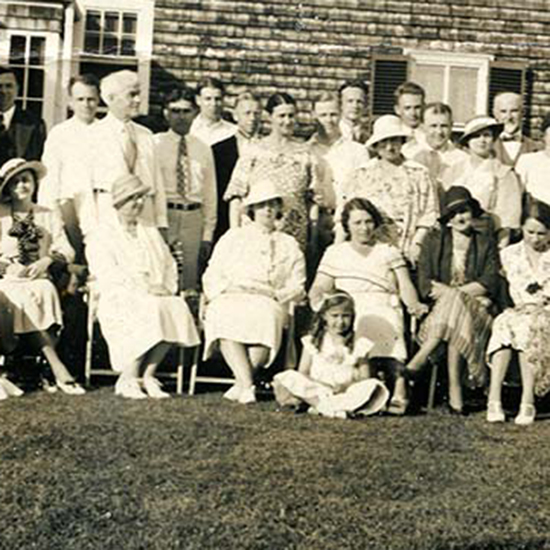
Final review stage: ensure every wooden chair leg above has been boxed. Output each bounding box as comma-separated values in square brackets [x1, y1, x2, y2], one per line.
[427, 360, 439, 411]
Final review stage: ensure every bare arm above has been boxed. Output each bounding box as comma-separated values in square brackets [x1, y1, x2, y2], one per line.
[394, 266, 428, 317]
[308, 272, 336, 312]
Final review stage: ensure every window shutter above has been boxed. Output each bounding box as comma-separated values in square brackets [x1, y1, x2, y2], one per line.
[370, 54, 409, 118]
[488, 61, 526, 113]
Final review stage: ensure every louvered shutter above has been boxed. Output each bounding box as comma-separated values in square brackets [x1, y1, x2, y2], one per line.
[370, 54, 409, 118]
[488, 61, 526, 113]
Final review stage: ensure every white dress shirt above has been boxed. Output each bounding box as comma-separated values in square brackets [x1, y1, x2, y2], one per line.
[154, 130, 217, 241]
[516, 151, 550, 205]
[406, 140, 469, 182]
[190, 114, 237, 146]
[1, 105, 16, 129]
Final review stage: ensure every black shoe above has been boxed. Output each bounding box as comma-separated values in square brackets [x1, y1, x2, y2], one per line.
[445, 403, 469, 417]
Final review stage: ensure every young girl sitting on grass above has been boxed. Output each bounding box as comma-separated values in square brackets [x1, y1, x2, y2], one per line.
[273, 291, 389, 418]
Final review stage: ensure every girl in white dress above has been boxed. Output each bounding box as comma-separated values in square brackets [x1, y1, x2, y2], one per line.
[273, 291, 389, 418]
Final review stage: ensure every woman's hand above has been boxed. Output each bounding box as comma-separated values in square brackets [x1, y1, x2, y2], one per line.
[26, 257, 53, 280]
[430, 281, 450, 301]
[408, 301, 429, 318]
[6, 263, 29, 278]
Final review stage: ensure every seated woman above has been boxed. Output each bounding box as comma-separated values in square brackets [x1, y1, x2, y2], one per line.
[443, 116, 522, 248]
[86, 174, 200, 399]
[486, 199, 550, 425]
[0, 158, 84, 396]
[309, 198, 427, 414]
[273, 291, 389, 418]
[405, 187, 500, 414]
[340, 115, 439, 263]
[202, 181, 306, 405]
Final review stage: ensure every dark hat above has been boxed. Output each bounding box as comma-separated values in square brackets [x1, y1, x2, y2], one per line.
[439, 186, 483, 224]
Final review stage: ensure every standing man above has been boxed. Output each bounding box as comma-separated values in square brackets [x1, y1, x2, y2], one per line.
[212, 91, 262, 243]
[155, 87, 217, 291]
[39, 74, 100, 262]
[190, 77, 237, 146]
[87, 70, 167, 232]
[394, 81, 426, 157]
[407, 102, 468, 195]
[0, 66, 46, 166]
[338, 79, 369, 143]
[492, 91, 541, 167]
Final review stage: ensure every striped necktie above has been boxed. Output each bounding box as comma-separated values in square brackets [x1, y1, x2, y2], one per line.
[176, 136, 189, 199]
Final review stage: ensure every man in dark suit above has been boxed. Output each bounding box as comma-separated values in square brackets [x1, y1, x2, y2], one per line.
[212, 91, 262, 242]
[0, 66, 46, 166]
[492, 91, 540, 168]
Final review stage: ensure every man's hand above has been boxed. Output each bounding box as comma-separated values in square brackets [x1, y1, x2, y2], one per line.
[199, 240, 213, 270]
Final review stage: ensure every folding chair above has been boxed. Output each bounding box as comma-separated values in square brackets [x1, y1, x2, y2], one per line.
[83, 283, 196, 394]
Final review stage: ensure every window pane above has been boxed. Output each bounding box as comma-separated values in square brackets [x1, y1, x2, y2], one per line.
[84, 33, 101, 54]
[12, 67, 25, 95]
[30, 37, 46, 66]
[27, 69, 44, 98]
[410, 63, 445, 101]
[121, 36, 136, 56]
[9, 35, 27, 64]
[25, 100, 43, 118]
[104, 12, 120, 33]
[449, 67, 478, 124]
[86, 10, 101, 31]
[103, 35, 119, 55]
[123, 13, 137, 34]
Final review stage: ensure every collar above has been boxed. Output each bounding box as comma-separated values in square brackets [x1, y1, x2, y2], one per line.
[167, 128, 188, 142]
[194, 113, 224, 129]
[500, 130, 522, 142]
[105, 112, 131, 131]
[1, 105, 16, 128]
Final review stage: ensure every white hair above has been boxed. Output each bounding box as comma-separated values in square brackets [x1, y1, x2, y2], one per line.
[100, 70, 139, 104]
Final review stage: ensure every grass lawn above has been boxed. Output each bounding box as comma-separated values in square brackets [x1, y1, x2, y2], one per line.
[1, 387, 549, 550]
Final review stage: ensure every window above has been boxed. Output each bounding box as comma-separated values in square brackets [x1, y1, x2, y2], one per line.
[8, 34, 47, 118]
[371, 51, 526, 128]
[83, 9, 138, 57]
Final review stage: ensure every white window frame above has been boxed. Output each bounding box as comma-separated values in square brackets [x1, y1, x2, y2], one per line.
[404, 49, 494, 128]
[73, 0, 154, 115]
[0, 30, 61, 129]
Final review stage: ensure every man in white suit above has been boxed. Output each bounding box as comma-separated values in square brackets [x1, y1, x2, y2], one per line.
[86, 70, 167, 234]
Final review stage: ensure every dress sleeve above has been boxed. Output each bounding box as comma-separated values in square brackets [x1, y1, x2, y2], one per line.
[415, 167, 440, 229]
[202, 231, 236, 300]
[223, 152, 256, 201]
[47, 208, 75, 263]
[316, 245, 342, 278]
[385, 245, 408, 272]
[275, 238, 307, 304]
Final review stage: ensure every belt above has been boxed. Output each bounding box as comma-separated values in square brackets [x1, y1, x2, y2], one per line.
[167, 202, 201, 211]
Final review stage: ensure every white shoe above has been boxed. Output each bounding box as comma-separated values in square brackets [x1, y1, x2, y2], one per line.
[223, 385, 241, 402]
[486, 401, 505, 423]
[514, 403, 536, 426]
[238, 386, 256, 404]
[0, 383, 8, 401]
[57, 380, 86, 396]
[115, 377, 147, 400]
[142, 376, 170, 399]
[0, 376, 24, 397]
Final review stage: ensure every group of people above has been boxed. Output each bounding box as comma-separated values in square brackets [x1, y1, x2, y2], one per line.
[1, 63, 549, 426]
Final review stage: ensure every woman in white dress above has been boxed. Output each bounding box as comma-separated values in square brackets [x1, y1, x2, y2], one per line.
[486, 199, 550, 425]
[0, 158, 84, 397]
[202, 181, 306, 405]
[86, 174, 200, 399]
[309, 198, 427, 414]
[443, 116, 522, 248]
[515, 113, 550, 205]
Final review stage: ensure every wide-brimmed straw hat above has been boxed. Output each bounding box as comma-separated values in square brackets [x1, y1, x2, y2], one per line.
[365, 115, 411, 148]
[0, 158, 47, 198]
[439, 186, 483, 224]
[243, 180, 283, 208]
[459, 115, 504, 146]
[111, 174, 151, 208]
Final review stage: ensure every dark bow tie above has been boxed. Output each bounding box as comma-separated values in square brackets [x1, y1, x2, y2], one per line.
[500, 132, 521, 142]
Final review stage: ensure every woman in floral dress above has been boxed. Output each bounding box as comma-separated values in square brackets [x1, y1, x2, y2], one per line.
[486, 199, 550, 425]
[224, 92, 332, 251]
[341, 115, 439, 263]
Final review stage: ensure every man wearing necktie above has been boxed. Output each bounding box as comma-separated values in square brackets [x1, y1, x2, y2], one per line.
[492, 92, 541, 168]
[337, 80, 369, 144]
[154, 87, 217, 291]
[86, 70, 167, 234]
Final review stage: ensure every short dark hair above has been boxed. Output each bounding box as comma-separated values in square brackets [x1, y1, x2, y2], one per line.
[265, 92, 296, 115]
[235, 91, 260, 108]
[163, 87, 197, 109]
[422, 101, 453, 123]
[522, 196, 550, 229]
[341, 198, 384, 241]
[339, 79, 368, 97]
[394, 81, 426, 104]
[0, 66, 18, 82]
[196, 77, 225, 95]
[68, 74, 100, 95]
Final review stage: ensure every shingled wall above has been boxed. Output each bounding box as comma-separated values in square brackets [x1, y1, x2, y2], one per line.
[151, 0, 550, 134]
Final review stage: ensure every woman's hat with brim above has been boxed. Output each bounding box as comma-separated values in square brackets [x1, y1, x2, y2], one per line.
[365, 115, 411, 149]
[459, 115, 504, 146]
[0, 158, 47, 198]
[243, 180, 283, 208]
[439, 185, 484, 224]
[111, 174, 151, 209]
